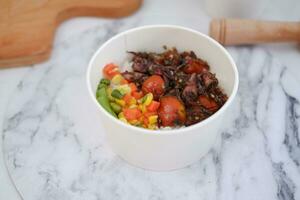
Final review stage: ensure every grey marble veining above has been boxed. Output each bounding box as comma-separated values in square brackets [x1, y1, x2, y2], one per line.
[2, 0, 300, 199]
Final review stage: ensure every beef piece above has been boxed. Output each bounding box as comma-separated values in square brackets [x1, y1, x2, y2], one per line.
[185, 106, 211, 126]
[199, 72, 218, 90]
[182, 73, 198, 105]
[131, 56, 150, 73]
[162, 48, 181, 66]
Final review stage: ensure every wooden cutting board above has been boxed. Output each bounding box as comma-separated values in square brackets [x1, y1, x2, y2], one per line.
[0, 0, 142, 68]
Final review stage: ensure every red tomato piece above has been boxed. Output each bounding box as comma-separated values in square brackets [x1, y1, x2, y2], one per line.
[142, 75, 165, 100]
[158, 96, 186, 126]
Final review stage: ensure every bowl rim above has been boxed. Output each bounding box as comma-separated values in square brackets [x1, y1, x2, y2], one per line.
[87, 24, 239, 135]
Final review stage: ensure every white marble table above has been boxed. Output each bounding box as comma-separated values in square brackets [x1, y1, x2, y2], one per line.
[1, 0, 300, 199]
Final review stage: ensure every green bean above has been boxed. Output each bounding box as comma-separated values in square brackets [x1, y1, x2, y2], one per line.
[96, 81, 117, 118]
[100, 78, 110, 86]
[110, 102, 122, 114]
[111, 89, 124, 99]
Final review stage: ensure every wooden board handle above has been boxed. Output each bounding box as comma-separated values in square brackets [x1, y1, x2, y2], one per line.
[0, 0, 142, 68]
[209, 19, 300, 45]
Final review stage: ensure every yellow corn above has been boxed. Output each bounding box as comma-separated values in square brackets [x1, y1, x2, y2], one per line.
[129, 119, 140, 126]
[138, 104, 146, 113]
[148, 115, 158, 124]
[111, 74, 123, 85]
[129, 104, 137, 109]
[117, 85, 131, 95]
[118, 112, 125, 118]
[119, 117, 128, 123]
[143, 93, 153, 106]
[147, 124, 157, 130]
[128, 98, 137, 106]
[115, 99, 125, 107]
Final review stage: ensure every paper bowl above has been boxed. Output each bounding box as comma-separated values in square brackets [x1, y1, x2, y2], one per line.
[87, 25, 239, 171]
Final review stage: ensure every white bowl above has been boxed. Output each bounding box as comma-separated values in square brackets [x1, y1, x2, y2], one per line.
[87, 25, 239, 171]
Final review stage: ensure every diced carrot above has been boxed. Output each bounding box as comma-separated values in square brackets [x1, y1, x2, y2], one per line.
[123, 108, 142, 121]
[147, 101, 160, 112]
[143, 117, 149, 126]
[123, 93, 132, 104]
[144, 111, 157, 118]
[132, 91, 144, 100]
[103, 63, 120, 79]
[120, 79, 129, 85]
[129, 83, 138, 93]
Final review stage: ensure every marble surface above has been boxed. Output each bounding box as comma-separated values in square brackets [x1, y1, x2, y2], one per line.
[2, 0, 300, 199]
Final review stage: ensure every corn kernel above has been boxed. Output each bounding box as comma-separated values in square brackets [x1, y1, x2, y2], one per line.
[119, 117, 128, 123]
[115, 99, 125, 107]
[128, 98, 137, 106]
[138, 104, 146, 113]
[142, 93, 153, 106]
[118, 112, 125, 118]
[147, 124, 157, 130]
[111, 74, 123, 85]
[129, 104, 137, 109]
[129, 119, 140, 126]
[148, 115, 158, 124]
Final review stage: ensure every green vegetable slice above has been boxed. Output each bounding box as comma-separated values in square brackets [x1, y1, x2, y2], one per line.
[96, 81, 117, 118]
[110, 102, 122, 114]
[111, 89, 124, 99]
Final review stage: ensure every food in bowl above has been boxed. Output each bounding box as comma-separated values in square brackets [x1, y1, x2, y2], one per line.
[96, 47, 228, 130]
[88, 25, 239, 170]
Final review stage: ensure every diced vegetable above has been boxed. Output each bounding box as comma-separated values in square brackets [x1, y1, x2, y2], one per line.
[147, 124, 157, 130]
[111, 74, 124, 85]
[110, 102, 122, 114]
[100, 78, 110, 86]
[96, 81, 117, 118]
[120, 79, 129, 85]
[142, 75, 165, 100]
[123, 108, 142, 121]
[141, 93, 153, 106]
[103, 63, 120, 79]
[97, 47, 227, 129]
[118, 112, 125, 118]
[116, 84, 131, 95]
[147, 101, 160, 112]
[158, 96, 186, 126]
[115, 99, 126, 107]
[111, 89, 124, 99]
[118, 112, 128, 123]
[132, 91, 143, 100]
[129, 83, 137, 93]
[138, 104, 147, 113]
[106, 87, 115, 101]
[148, 115, 158, 124]
[129, 119, 141, 126]
[123, 93, 132, 104]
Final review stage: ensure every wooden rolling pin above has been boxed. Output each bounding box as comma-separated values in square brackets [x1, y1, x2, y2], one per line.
[210, 19, 300, 45]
